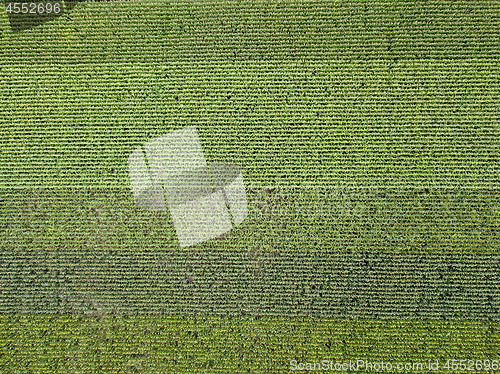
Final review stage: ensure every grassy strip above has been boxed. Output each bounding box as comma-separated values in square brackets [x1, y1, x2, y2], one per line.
[1, 186, 499, 253]
[0, 314, 498, 373]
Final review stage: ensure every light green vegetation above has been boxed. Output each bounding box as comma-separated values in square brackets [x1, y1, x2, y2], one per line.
[0, 1, 498, 188]
[0, 315, 498, 373]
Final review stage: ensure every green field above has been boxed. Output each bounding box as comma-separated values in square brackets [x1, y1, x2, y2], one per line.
[0, 0, 499, 372]
[0, 315, 498, 373]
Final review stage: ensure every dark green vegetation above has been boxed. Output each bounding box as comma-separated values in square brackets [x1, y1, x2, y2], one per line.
[1, 246, 500, 318]
[1, 186, 499, 253]
[1, 0, 499, 372]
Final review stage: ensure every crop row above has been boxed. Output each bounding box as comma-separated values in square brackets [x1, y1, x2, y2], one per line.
[1, 0, 499, 63]
[0, 185, 499, 253]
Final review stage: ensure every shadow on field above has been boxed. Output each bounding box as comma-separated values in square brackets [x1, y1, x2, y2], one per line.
[4, 0, 115, 32]
[4, 1, 64, 32]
